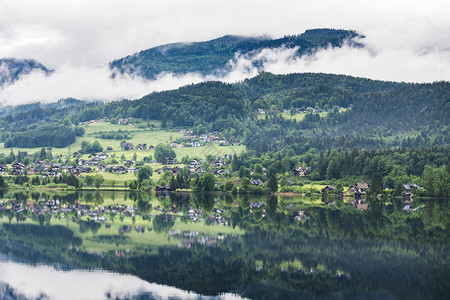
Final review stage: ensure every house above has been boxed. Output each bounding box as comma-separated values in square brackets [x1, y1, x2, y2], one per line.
[285, 179, 295, 186]
[136, 144, 145, 150]
[96, 153, 108, 160]
[0, 164, 8, 173]
[250, 179, 264, 186]
[118, 118, 128, 125]
[258, 109, 266, 114]
[11, 163, 26, 175]
[148, 145, 154, 150]
[106, 146, 113, 151]
[293, 166, 310, 176]
[196, 167, 205, 175]
[78, 159, 88, 166]
[350, 183, 370, 195]
[170, 142, 182, 148]
[108, 166, 128, 174]
[321, 186, 336, 193]
[166, 157, 175, 165]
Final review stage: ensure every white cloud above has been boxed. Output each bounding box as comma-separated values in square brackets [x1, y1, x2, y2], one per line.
[0, 0, 449, 105]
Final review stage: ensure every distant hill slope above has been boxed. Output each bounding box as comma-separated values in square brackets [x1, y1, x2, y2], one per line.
[0, 98, 86, 117]
[1, 72, 448, 150]
[0, 58, 52, 86]
[110, 29, 363, 80]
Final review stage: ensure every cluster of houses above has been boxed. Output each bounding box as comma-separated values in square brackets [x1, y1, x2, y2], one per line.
[175, 129, 240, 147]
[183, 156, 232, 177]
[258, 105, 351, 116]
[258, 107, 326, 115]
[321, 182, 422, 200]
[120, 142, 155, 151]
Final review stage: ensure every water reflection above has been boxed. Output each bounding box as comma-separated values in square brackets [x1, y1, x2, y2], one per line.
[0, 190, 449, 299]
[0, 259, 246, 300]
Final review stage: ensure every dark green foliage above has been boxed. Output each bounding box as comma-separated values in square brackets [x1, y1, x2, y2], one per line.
[154, 144, 176, 163]
[370, 173, 383, 195]
[93, 129, 131, 140]
[267, 175, 278, 193]
[93, 174, 104, 189]
[137, 166, 153, 183]
[4, 125, 75, 148]
[31, 176, 40, 186]
[73, 126, 85, 137]
[198, 173, 216, 192]
[80, 140, 103, 154]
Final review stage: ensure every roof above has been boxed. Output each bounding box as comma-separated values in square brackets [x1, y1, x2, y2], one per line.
[356, 183, 369, 189]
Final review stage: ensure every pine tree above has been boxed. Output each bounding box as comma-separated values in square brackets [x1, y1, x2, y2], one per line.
[267, 175, 278, 193]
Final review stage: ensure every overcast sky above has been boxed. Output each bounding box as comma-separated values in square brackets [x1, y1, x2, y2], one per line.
[0, 0, 449, 105]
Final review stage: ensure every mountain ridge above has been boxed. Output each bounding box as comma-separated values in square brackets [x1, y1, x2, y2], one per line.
[110, 28, 363, 80]
[0, 58, 52, 87]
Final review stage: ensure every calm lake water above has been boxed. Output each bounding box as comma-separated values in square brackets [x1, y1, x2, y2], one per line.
[0, 190, 449, 299]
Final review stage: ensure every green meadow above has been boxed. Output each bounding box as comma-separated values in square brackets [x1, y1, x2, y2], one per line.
[0, 122, 246, 161]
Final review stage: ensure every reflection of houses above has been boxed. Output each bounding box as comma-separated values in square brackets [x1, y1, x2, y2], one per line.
[402, 190, 413, 202]
[350, 199, 369, 210]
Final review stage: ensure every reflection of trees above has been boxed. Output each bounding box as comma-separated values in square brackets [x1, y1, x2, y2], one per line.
[152, 214, 174, 233]
[267, 195, 278, 214]
[78, 220, 101, 234]
[94, 191, 104, 206]
[0, 198, 449, 300]
[191, 193, 215, 213]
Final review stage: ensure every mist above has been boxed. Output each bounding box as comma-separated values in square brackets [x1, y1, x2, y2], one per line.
[1, 37, 449, 106]
[0, 0, 449, 105]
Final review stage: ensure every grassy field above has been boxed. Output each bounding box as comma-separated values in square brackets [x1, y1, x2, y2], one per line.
[280, 108, 348, 121]
[0, 122, 246, 161]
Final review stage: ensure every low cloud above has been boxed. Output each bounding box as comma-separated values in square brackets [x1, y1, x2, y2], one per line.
[226, 40, 450, 83]
[1, 39, 449, 106]
[0, 65, 207, 106]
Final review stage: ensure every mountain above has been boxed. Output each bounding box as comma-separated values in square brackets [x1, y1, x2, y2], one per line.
[0, 58, 52, 86]
[109, 29, 363, 80]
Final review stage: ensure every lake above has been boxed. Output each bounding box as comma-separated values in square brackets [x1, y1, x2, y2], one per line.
[0, 190, 449, 299]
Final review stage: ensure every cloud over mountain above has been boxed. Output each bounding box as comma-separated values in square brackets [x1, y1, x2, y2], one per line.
[0, 0, 449, 105]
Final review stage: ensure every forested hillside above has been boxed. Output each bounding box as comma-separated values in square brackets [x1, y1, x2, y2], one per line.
[110, 29, 362, 79]
[0, 58, 51, 86]
[0, 72, 448, 152]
